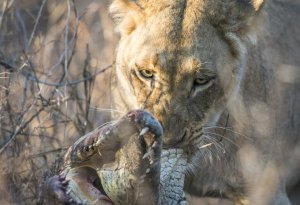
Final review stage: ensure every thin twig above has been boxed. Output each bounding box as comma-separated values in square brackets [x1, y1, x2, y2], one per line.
[63, 0, 74, 144]
[0, 107, 45, 155]
[30, 148, 68, 158]
[26, 64, 112, 86]
[16, 6, 29, 47]
[0, 0, 8, 30]
[0, 59, 14, 70]
[0, 0, 13, 30]
[26, 0, 47, 52]
[64, 0, 71, 82]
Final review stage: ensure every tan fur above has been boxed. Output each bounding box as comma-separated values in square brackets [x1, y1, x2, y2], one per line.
[109, 0, 300, 204]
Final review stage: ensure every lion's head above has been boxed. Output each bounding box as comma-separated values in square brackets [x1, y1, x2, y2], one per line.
[109, 0, 265, 149]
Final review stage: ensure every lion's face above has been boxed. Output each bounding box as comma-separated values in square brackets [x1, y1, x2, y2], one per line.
[110, 0, 264, 148]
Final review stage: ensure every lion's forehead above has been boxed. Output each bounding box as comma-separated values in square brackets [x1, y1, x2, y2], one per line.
[121, 15, 225, 74]
[121, 1, 220, 50]
[134, 52, 215, 74]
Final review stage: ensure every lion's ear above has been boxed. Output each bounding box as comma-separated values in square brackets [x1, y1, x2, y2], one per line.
[109, 0, 144, 36]
[251, 0, 265, 11]
[210, 0, 265, 37]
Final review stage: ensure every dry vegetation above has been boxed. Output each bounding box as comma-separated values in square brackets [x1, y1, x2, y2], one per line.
[0, 0, 118, 204]
[1, 1, 300, 205]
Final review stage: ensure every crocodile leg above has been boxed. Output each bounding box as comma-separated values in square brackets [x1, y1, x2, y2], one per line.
[98, 148, 189, 205]
[47, 110, 189, 205]
[47, 110, 163, 205]
[96, 110, 163, 205]
[46, 148, 189, 205]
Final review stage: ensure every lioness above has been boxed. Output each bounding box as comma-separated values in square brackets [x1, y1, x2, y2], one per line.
[47, 0, 300, 204]
[109, 0, 300, 204]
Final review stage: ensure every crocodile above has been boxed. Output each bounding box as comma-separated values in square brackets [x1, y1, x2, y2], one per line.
[46, 110, 188, 205]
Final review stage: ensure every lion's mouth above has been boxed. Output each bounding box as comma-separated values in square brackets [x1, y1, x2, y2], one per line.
[163, 130, 187, 148]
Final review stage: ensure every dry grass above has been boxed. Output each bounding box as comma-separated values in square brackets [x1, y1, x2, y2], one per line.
[0, 0, 117, 204]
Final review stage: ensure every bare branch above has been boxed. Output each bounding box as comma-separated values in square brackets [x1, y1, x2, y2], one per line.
[26, 64, 112, 87]
[26, 0, 47, 52]
[0, 107, 45, 155]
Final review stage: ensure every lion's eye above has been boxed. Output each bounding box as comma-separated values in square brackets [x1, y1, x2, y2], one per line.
[194, 77, 211, 86]
[139, 69, 154, 78]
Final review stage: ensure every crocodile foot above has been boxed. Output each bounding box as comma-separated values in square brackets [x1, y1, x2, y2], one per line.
[98, 110, 163, 205]
[46, 110, 163, 205]
[46, 174, 72, 204]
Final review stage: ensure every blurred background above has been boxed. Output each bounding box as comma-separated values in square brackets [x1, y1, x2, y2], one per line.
[0, 1, 299, 205]
[0, 0, 118, 204]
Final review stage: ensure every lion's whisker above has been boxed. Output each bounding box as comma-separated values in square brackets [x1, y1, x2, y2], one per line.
[203, 126, 251, 140]
[203, 131, 240, 148]
[195, 135, 226, 155]
[198, 143, 213, 149]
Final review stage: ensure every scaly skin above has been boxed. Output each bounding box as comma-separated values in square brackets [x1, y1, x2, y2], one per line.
[46, 110, 188, 205]
[159, 149, 188, 205]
